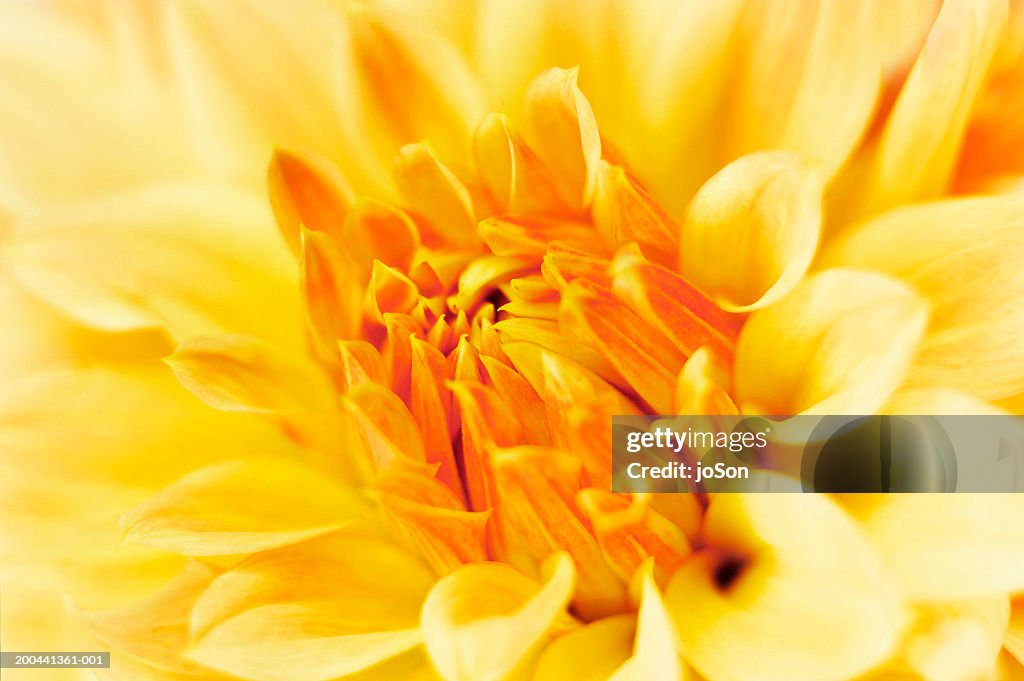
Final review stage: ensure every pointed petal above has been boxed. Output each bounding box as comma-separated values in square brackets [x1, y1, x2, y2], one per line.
[473, 113, 563, 215]
[268, 148, 352, 253]
[301, 228, 365, 353]
[395, 143, 478, 249]
[593, 161, 677, 266]
[560, 284, 686, 413]
[863, 0, 1008, 212]
[825, 195, 1024, 400]
[728, 0, 882, 177]
[421, 553, 577, 681]
[521, 68, 601, 211]
[490, 446, 627, 620]
[666, 495, 903, 681]
[493, 318, 626, 389]
[121, 459, 364, 556]
[734, 269, 929, 414]
[166, 334, 335, 413]
[612, 247, 738, 361]
[679, 151, 823, 312]
[610, 562, 683, 681]
[344, 197, 421, 276]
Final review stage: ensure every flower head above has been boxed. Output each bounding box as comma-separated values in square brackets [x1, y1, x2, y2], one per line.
[3, 2, 1024, 681]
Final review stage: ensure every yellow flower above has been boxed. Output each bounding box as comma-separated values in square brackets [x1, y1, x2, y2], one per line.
[3, 2, 1024, 681]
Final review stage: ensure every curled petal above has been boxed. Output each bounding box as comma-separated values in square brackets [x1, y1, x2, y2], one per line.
[666, 495, 903, 681]
[473, 112, 562, 215]
[610, 562, 683, 681]
[521, 67, 601, 211]
[121, 459, 364, 556]
[343, 197, 421, 278]
[825, 195, 1024, 400]
[421, 553, 577, 681]
[166, 334, 335, 413]
[534, 615, 635, 681]
[679, 151, 823, 312]
[734, 269, 929, 415]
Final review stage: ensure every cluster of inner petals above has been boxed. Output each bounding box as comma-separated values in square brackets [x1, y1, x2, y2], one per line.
[269, 68, 741, 619]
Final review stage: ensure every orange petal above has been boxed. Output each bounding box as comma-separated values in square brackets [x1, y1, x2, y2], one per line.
[367, 260, 419, 322]
[336, 339, 388, 392]
[346, 382, 426, 464]
[394, 142, 478, 249]
[481, 355, 551, 446]
[592, 162, 677, 266]
[343, 197, 420, 277]
[379, 472, 490, 574]
[268, 148, 352, 252]
[409, 337, 461, 497]
[448, 381, 522, 511]
[301, 228, 364, 353]
[165, 334, 335, 413]
[612, 246, 738, 362]
[493, 317, 627, 390]
[541, 242, 613, 292]
[560, 284, 685, 413]
[577, 490, 690, 583]
[490, 445, 626, 620]
[521, 67, 601, 211]
[479, 215, 601, 260]
[451, 255, 533, 312]
[473, 112, 563, 215]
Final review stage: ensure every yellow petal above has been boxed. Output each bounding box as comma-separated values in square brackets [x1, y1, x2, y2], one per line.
[727, 1, 882, 177]
[189, 532, 434, 681]
[121, 459, 365, 556]
[268, 148, 353, 253]
[84, 559, 221, 677]
[666, 495, 903, 681]
[899, 597, 1009, 681]
[679, 151, 824, 312]
[610, 562, 684, 681]
[2, 183, 302, 347]
[421, 553, 576, 681]
[367, 260, 420, 321]
[862, 0, 1008, 212]
[395, 142, 479, 249]
[824, 195, 1024, 400]
[166, 334, 335, 413]
[851, 496, 1024, 601]
[734, 269, 929, 414]
[534, 615, 635, 681]
[493, 318, 626, 390]
[520, 67, 601, 211]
